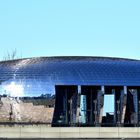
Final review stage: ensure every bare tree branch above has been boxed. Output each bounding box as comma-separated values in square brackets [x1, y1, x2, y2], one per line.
[3, 49, 22, 61]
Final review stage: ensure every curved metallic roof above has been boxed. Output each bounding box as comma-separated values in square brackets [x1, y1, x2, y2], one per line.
[0, 56, 140, 86]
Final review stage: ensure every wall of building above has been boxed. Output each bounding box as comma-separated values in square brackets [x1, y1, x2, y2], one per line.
[0, 125, 140, 139]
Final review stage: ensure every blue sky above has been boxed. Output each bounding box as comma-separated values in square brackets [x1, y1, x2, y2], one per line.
[0, 0, 140, 60]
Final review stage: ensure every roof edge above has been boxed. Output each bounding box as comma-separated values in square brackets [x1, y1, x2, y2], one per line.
[0, 56, 139, 63]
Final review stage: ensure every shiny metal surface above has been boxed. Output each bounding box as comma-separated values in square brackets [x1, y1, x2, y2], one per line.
[0, 56, 140, 97]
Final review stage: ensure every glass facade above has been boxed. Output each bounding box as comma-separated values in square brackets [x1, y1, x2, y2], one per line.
[0, 57, 140, 126]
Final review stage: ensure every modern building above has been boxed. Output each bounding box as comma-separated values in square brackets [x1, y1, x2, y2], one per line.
[0, 56, 140, 127]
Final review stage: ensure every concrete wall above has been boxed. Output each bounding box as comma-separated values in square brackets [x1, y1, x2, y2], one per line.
[0, 125, 140, 139]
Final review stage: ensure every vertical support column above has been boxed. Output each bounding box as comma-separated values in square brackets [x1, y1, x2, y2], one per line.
[97, 86, 104, 125]
[79, 94, 87, 124]
[77, 85, 81, 124]
[131, 89, 138, 126]
[138, 89, 140, 126]
[65, 89, 68, 124]
[121, 86, 127, 125]
[115, 88, 121, 126]
[90, 88, 93, 125]
[112, 89, 115, 126]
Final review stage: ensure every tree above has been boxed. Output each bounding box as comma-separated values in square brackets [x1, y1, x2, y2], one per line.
[3, 48, 22, 61]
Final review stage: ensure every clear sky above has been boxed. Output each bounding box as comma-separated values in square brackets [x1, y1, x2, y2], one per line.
[0, 0, 140, 60]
